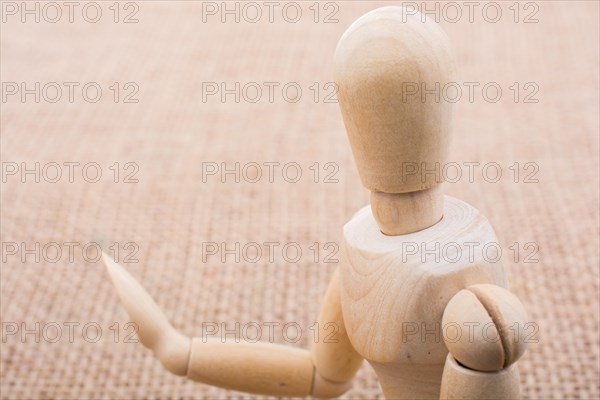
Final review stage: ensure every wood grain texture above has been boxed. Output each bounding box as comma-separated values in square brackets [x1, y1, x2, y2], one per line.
[340, 196, 509, 399]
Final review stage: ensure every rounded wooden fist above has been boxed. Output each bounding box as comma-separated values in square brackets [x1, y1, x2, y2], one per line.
[442, 284, 529, 372]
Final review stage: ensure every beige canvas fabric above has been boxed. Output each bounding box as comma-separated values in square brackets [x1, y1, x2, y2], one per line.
[1, 1, 598, 399]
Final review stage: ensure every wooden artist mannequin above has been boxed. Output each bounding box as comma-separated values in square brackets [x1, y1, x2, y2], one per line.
[103, 6, 529, 399]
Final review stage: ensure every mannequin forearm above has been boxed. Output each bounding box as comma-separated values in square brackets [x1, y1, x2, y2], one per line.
[185, 267, 362, 397]
[186, 339, 349, 397]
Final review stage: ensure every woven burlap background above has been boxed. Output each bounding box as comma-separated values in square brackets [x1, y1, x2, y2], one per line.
[1, 1, 598, 399]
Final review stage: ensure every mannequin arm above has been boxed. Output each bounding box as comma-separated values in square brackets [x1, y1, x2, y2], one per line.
[102, 254, 362, 397]
[439, 284, 530, 400]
